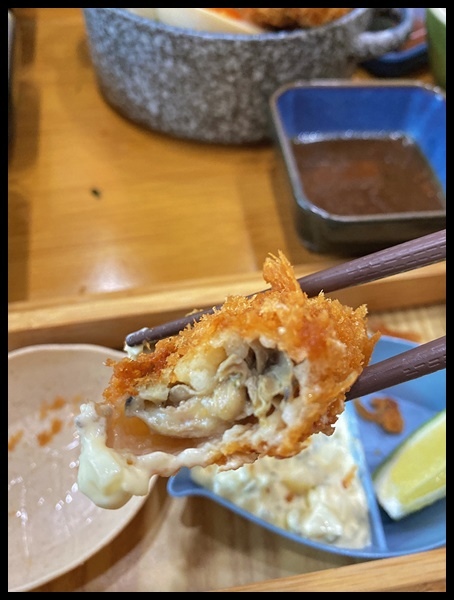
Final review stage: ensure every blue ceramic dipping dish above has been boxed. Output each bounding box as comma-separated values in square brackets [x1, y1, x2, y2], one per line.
[269, 80, 446, 256]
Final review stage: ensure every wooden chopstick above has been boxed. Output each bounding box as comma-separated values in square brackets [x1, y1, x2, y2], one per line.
[345, 335, 446, 401]
[122, 229, 446, 402]
[125, 229, 446, 346]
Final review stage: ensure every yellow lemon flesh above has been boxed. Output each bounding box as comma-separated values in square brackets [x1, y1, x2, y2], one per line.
[373, 409, 446, 520]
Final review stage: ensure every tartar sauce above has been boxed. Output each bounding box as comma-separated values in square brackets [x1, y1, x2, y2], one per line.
[191, 413, 371, 549]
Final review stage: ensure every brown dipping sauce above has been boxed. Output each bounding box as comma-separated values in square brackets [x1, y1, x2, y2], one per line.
[291, 134, 445, 216]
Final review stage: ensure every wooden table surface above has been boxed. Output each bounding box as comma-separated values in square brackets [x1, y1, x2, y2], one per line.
[8, 8, 438, 305]
[8, 9, 445, 592]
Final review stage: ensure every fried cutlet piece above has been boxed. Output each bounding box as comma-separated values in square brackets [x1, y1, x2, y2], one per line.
[241, 8, 352, 30]
[76, 250, 378, 508]
[354, 397, 404, 434]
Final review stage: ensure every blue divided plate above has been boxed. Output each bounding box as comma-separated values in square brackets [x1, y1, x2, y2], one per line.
[168, 336, 446, 559]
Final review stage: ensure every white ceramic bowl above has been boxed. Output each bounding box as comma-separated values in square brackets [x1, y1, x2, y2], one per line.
[8, 344, 154, 592]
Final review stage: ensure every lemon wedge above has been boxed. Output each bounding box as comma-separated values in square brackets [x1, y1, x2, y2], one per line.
[373, 409, 446, 520]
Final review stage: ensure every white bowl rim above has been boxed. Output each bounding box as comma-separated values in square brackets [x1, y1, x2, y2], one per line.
[8, 342, 126, 359]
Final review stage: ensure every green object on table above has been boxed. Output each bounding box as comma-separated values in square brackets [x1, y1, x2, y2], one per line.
[426, 8, 446, 89]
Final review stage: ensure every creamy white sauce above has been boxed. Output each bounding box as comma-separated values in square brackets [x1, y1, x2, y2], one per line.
[76, 403, 150, 509]
[76, 403, 239, 509]
[124, 341, 145, 358]
[191, 414, 371, 549]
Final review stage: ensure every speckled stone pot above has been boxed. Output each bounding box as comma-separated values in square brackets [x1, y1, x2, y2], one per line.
[83, 8, 412, 144]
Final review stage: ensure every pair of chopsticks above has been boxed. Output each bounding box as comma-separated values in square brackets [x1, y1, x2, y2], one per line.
[125, 229, 446, 400]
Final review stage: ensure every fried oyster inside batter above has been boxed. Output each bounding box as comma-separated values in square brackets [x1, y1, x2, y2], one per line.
[76, 251, 379, 508]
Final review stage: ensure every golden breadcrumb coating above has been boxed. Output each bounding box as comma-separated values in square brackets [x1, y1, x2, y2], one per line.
[241, 8, 353, 30]
[99, 250, 379, 471]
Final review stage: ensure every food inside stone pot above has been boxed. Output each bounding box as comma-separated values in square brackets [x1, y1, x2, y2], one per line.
[140, 8, 353, 34]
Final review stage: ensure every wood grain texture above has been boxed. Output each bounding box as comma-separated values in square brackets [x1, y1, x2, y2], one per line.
[8, 262, 446, 352]
[8, 296, 446, 592]
[8, 9, 445, 593]
[216, 548, 446, 592]
[8, 9, 440, 308]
